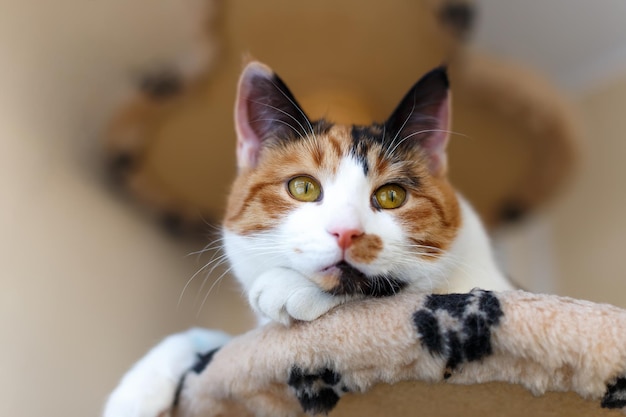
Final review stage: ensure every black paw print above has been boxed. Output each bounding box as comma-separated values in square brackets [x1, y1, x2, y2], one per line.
[413, 290, 504, 378]
[287, 366, 349, 414]
[602, 377, 626, 409]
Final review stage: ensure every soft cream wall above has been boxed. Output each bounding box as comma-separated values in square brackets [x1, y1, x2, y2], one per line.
[546, 75, 626, 306]
[496, 74, 626, 306]
[0, 2, 251, 417]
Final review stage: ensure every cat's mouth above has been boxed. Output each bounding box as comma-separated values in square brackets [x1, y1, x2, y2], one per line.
[317, 261, 406, 298]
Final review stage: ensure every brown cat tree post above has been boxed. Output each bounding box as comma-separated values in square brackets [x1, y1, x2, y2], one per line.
[103, 1, 597, 416]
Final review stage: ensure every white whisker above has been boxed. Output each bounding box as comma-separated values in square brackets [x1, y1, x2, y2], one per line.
[248, 99, 313, 143]
[268, 79, 316, 141]
[389, 129, 468, 156]
[197, 265, 234, 317]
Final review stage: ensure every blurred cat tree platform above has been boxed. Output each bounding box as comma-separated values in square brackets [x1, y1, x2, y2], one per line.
[104, 0, 579, 235]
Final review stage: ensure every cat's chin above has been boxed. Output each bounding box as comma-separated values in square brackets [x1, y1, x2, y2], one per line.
[310, 263, 346, 293]
[309, 261, 406, 298]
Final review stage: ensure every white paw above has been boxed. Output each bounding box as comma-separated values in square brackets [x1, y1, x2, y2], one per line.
[285, 285, 344, 321]
[249, 268, 344, 325]
[103, 328, 230, 417]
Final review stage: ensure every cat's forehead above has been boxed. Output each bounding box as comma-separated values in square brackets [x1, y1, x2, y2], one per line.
[264, 123, 425, 185]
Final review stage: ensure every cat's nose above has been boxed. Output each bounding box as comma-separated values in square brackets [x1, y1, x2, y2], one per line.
[328, 227, 364, 250]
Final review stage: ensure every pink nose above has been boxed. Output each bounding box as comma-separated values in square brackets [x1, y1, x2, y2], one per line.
[329, 228, 364, 250]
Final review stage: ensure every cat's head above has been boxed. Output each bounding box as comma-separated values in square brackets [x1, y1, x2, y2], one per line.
[223, 61, 461, 295]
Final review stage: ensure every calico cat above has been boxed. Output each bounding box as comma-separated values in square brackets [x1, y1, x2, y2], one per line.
[225, 61, 512, 324]
[103, 61, 512, 417]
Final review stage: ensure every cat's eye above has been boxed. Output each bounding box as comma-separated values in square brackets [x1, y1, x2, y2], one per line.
[287, 176, 322, 202]
[373, 184, 407, 209]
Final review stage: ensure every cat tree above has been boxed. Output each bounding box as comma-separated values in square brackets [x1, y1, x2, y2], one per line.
[172, 290, 626, 417]
[101, 1, 613, 416]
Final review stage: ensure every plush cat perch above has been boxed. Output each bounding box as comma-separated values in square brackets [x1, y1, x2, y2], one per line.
[170, 289, 626, 417]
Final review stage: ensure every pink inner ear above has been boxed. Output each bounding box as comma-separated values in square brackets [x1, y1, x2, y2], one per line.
[235, 84, 260, 170]
[234, 62, 273, 171]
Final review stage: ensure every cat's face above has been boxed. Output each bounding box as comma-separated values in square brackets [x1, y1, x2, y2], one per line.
[223, 61, 461, 296]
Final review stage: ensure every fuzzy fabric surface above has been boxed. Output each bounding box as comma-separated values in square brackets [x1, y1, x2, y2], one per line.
[171, 290, 626, 417]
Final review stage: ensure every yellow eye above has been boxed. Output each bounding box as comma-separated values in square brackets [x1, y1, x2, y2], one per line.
[287, 176, 322, 202]
[373, 184, 407, 209]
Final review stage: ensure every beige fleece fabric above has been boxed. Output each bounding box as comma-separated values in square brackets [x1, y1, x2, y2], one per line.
[173, 290, 626, 416]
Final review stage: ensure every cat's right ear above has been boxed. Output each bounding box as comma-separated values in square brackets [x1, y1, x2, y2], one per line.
[234, 61, 311, 170]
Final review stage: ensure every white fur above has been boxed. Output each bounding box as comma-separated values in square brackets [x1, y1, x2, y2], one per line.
[103, 328, 230, 417]
[442, 197, 514, 292]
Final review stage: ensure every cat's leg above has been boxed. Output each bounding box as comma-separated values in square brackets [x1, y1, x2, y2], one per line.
[249, 268, 345, 325]
[103, 328, 230, 417]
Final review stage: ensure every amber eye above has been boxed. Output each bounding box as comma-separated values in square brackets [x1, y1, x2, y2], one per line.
[373, 184, 407, 209]
[287, 176, 322, 202]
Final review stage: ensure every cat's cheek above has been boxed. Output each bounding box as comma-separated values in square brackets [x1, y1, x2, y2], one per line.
[222, 230, 287, 292]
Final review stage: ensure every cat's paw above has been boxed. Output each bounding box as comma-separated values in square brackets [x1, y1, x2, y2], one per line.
[250, 268, 343, 325]
[103, 328, 230, 417]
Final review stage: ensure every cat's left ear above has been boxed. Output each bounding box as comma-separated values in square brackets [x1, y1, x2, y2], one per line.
[384, 67, 451, 176]
[234, 61, 312, 170]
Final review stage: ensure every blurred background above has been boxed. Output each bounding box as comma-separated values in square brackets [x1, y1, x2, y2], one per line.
[2, 1, 626, 416]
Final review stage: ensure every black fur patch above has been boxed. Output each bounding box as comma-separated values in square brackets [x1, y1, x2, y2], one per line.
[350, 124, 385, 175]
[413, 290, 503, 378]
[191, 348, 220, 374]
[173, 348, 220, 407]
[602, 377, 626, 409]
[351, 124, 386, 146]
[288, 366, 346, 414]
[326, 261, 407, 297]
[349, 124, 421, 194]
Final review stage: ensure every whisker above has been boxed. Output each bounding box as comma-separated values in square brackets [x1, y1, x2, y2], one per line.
[191, 254, 232, 306]
[387, 129, 468, 156]
[268, 79, 316, 140]
[197, 265, 234, 317]
[178, 259, 216, 308]
[386, 99, 417, 155]
[248, 99, 312, 142]
[250, 116, 308, 141]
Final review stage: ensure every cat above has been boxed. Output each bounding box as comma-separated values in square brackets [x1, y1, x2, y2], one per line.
[103, 60, 513, 417]
[224, 61, 512, 325]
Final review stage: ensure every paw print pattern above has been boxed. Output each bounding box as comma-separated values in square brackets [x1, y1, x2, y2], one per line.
[602, 377, 626, 409]
[287, 366, 349, 414]
[413, 290, 504, 378]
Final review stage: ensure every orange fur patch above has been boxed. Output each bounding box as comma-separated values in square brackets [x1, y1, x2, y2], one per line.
[309, 268, 343, 293]
[349, 234, 383, 264]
